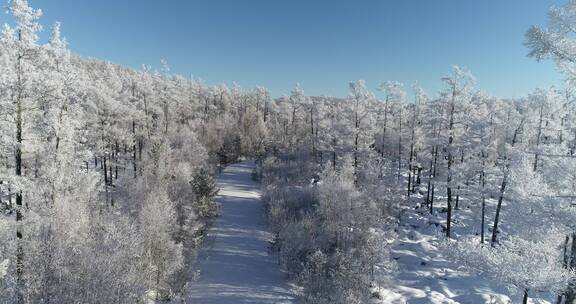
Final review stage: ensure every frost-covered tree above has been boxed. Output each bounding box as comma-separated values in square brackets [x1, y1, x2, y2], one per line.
[0, 1, 218, 301]
[526, 0, 576, 84]
[140, 190, 183, 300]
[439, 66, 475, 238]
[261, 152, 396, 303]
[442, 232, 574, 304]
[406, 84, 426, 197]
[0, 1, 44, 301]
[347, 80, 376, 180]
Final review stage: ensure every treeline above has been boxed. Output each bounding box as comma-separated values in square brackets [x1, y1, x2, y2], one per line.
[258, 66, 576, 302]
[255, 39, 576, 304]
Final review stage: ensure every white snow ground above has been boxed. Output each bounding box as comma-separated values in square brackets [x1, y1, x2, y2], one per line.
[378, 194, 555, 304]
[185, 161, 298, 304]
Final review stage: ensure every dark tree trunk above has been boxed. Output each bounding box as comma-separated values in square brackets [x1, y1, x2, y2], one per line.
[133, 121, 137, 178]
[491, 174, 507, 245]
[480, 165, 486, 244]
[381, 96, 389, 159]
[432, 146, 439, 213]
[446, 187, 452, 238]
[407, 170, 412, 197]
[491, 119, 523, 246]
[354, 132, 359, 182]
[564, 233, 576, 303]
[332, 150, 336, 169]
[138, 140, 143, 162]
[408, 142, 414, 197]
[557, 235, 570, 304]
[310, 106, 316, 161]
[426, 147, 434, 207]
[481, 194, 486, 244]
[533, 103, 544, 172]
[426, 177, 432, 206]
[263, 98, 268, 122]
[416, 167, 422, 187]
[15, 50, 25, 304]
[522, 289, 529, 304]
[397, 107, 403, 183]
[446, 86, 456, 238]
[133, 146, 137, 179]
[109, 154, 114, 186]
[455, 149, 464, 210]
[103, 157, 108, 185]
[455, 186, 460, 210]
[430, 185, 435, 214]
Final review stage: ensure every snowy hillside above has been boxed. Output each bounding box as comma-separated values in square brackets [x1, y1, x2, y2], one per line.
[380, 194, 556, 304]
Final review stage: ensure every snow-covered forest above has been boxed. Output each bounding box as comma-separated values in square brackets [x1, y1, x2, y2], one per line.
[2, 0, 576, 303]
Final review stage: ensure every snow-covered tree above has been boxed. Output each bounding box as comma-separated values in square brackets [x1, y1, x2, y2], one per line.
[442, 232, 574, 304]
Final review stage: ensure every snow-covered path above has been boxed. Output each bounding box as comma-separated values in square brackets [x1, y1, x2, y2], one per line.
[185, 161, 297, 304]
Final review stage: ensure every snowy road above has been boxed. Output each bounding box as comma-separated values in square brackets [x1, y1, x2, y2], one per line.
[185, 161, 298, 304]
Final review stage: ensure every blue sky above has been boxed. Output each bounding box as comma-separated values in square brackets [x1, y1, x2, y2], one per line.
[2, 0, 566, 98]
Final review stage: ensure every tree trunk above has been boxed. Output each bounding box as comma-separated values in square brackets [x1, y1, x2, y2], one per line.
[354, 132, 359, 182]
[407, 167, 412, 197]
[446, 90, 455, 238]
[397, 107, 403, 183]
[446, 187, 452, 238]
[408, 101, 418, 196]
[332, 150, 336, 169]
[428, 120, 441, 214]
[480, 165, 486, 244]
[109, 154, 114, 186]
[310, 106, 316, 161]
[428, 145, 439, 214]
[456, 149, 465, 210]
[103, 157, 108, 185]
[426, 175, 432, 206]
[430, 184, 435, 214]
[481, 194, 486, 244]
[139, 141, 143, 162]
[491, 118, 523, 246]
[263, 98, 268, 122]
[491, 173, 507, 245]
[15, 52, 24, 304]
[155, 264, 161, 302]
[15, 112, 24, 304]
[564, 233, 576, 303]
[426, 147, 434, 207]
[353, 100, 360, 182]
[416, 167, 422, 188]
[164, 100, 169, 135]
[381, 96, 389, 159]
[533, 103, 544, 172]
[557, 235, 570, 304]
[133, 121, 137, 179]
[455, 186, 460, 210]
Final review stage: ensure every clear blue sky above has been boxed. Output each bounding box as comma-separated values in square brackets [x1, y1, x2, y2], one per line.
[2, 0, 566, 98]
